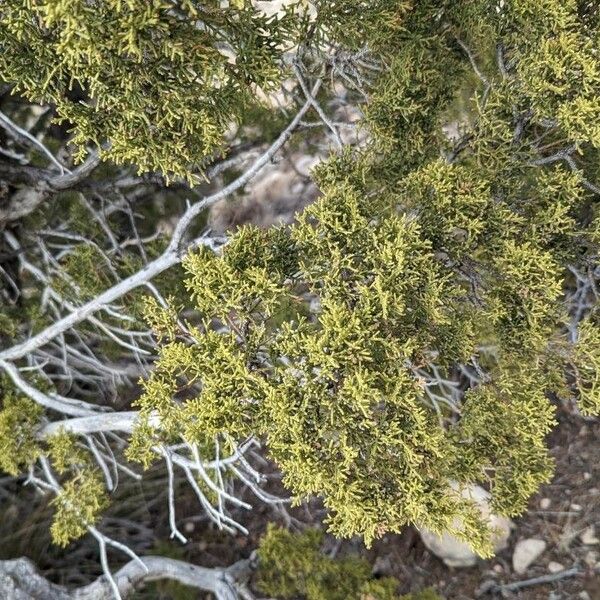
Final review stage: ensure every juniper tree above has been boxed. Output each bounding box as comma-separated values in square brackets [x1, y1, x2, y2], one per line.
[0, 1, 599, 598]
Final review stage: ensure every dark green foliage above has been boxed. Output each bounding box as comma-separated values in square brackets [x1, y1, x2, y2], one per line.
[311, 0, 411, 51]
[52, 244, 114, 301]
[256, 525, 440, 600]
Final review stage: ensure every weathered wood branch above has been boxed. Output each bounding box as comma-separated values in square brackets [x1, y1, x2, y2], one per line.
[0, 556, 254, 600]
[0, 151, 102, 223]
[0, 89, 317, 363]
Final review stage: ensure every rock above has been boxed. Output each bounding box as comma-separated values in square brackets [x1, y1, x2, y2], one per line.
[419, 529, 479, 568]
[539, 498, 551, 510]
[512, 539, 546, 574]
[419, 484, 513, 568]
[580, 526, 599, 545]
[253, 0, 316, 19]
[570, 503, 582, 512]
[584, 550, 598, 567]
[184, 521, 195, 533]
[547, 561, 564, 573]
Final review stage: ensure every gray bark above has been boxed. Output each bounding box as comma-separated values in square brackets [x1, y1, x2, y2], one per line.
[0, 556, 253, 600]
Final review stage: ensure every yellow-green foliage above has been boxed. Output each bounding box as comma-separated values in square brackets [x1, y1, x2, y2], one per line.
[124, 417, 163, 469]
[3, 0, 599, 561]
[141, 296, 181, 344]
[46, 429, 90, 475]
[0, 0, 306, 179]
[451, 366, 557, 516]
[129, 0, 600, 557]
[0, 392, 42, 476]
[256, 525, 441, 600]
[505, 0, 600, 147]
[571, 319, 600, 415]
[50, 471, 109, 547]
[0, 392, 109, 548]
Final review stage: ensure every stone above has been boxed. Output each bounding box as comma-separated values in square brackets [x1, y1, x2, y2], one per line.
[539, 498, 551, 510]
[512, 538, 546, 574]
[419, 484, 513, 568]
[584, 550, 598, 567]
[580, 526, 599, 545]
[184, 521, 195, 533]
[547, 561, 564, 573]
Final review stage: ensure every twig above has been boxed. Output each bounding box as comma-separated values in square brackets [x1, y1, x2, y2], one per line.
[0, 89, 319, 363]
[477, 566, 581, 597]
[0, 110, 70, 175]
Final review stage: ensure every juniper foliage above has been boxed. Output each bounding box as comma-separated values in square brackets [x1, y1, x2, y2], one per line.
[134, 0, 600, 556]
[0, 0, 305, 180]
[0, 0, 599, 563]
[256, 525, 440, 600]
